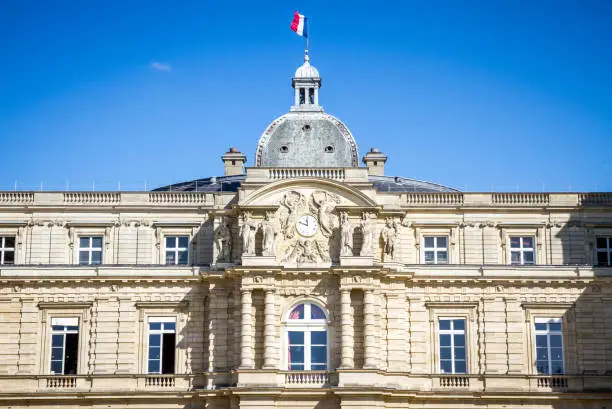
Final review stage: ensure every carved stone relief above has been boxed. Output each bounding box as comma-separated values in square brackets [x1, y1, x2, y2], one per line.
[381, 217, 398, 261]
[214, 216, 232, 262]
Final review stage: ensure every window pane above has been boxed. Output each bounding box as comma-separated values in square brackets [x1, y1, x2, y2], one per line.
[454, 334, 465, 346]
[79, 237, 89, 248]
[52, 334, 63, 347]
[437, 251, 448, 263]
[311, 364, 327, 370]
[92, 237, 103, 248]
[310, 305, 325, 319]
[439, 320, 451, 330]
[165, 252, 176, 265]
[178, 251, 188, 265]
[536, 335, 548, 347]
[91, 251, 102, 264]
[535, 323, 547, 331]
[66, 326, 78, 331]
[439, 334, 451, 346]
[311, 331, 327, 345]
[78, 251, 89, 264]
[289, 346, 304, 363]
[523, 237, 533, 248]
[4, 237, 15, 247]
[551, 348, 563, 361]
[424, 251, 435, 263]
[440, 360, 452, 374]
[3, 251, 14, 264]
[550, 335, 562, 347]
[536, 348, 548, 360]
[524, 251, 535, 263]
[148, 346, 161, 360]
[437, 236, 447, 248]
[453, 319, 465, 331]
[288, 331, 304, 345]
[454, 360, 467, 373]
[164, 322, 176, 331]
[454, 347, 465, 360]
[551, 361, 564, 374]
[149, 322, 161, 331]
[596, 237, 608, 249]
[149, 334, 161, 346]
[311, 346, 327, 363]
[165, 237, 175, 248]
[178, 236, 189, 248]
[536, 362, 549, 374]
[51, 360, 63, 374]
[148, 360, 160, 373]
[51, 347, 63, 360]
[289, 304, 304, 320]
[440, 347, 451, 359]
[549, 323, 561, 332]
[290, 364, 304, 370]
[510, 251, 521, 264]
[597, 252, 609, 266]
[424, 237, 434, 248]
[510, 237, 521, 248]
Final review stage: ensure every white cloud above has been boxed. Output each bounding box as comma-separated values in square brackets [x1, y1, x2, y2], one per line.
[150, 61, 172, 72]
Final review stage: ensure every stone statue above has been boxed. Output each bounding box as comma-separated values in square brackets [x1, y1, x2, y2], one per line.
[278, 191, 306, 239]
[381, 217, 398, 261]
[360, 212, 374, 257]
[240, 212, 259, 256]
[261, 211, 278, 257]
[214, 217, 232, 262]
[340, 212, 353, 256]
[309, 191, 340, 237]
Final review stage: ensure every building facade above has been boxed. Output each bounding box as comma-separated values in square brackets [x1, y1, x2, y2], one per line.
[1, 54, 612, 409]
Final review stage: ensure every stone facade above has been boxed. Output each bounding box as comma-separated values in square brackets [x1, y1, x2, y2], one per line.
[1, 55, 611, 408]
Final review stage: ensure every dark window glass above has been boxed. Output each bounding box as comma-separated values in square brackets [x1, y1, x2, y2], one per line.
[289, 346, 304, 363]
[78, 251, 89, 265]
[149, 333, 161, 345]
[308, 88, 314, 104]
[424, 237, 435, 248]
[311, 331, 326, 345]
[164, 322, 176, 331]
[148, 360, 160, 373]
[424, 251, 435, 263]
[510, 237, 521, 248]
[4, 237, 15, 247]
[310, 305, 325, 319]
[299, 88, 305, 104]
[440, 347, 451, 359]
[178, 236, 189, 248]
[149, 347, 160, 360]
[596, 237, 608, 248]
[453, 319, 465, 330]
[597, 252, 609, 266]
[91, 251, 102, 265]
[288, 331, 304, 344]
[289, 304, 304, 319]
[549, 322, 561, 331]
[3, 251, 14, 264]
[92, 237, 103, 248]
[79, 237, 89, 248]
[311, 346, 326, 363]
[454, 361, 467, 373]
[165, 237, 175, 247]
[510, 251, 521, 264]
[439, 320, 451, 330]
[161, 333, 175, 374]
[437, 251, 448, 263]
[437, 237, 447, 247]
[178, 251, 188, 265]
[523, 237, 533, 247]
[535, 323, 547, 331]
[535, 334, 548, 347]
[64, 333, 79, 374]
[454, 334, 465, 347]
[440, 360, 452, 373]
[454, 347, 465, 359]
[165, 252, 176, 264]
[439, 334, 451, 346]
[52, 334, 63, 347]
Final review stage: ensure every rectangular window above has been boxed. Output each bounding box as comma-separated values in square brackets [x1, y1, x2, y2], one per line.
[535, 318, 564, 374]
[147, 317, 176, 374]
[439, 318, 467, 374]
[423, 236, 448, 264]
[288, 330, 327, 371]
[78, 236, 103, 265]
[165, 236, 189, 265]
[50, 318, 79, 375]
[510, 236, 535, 265]
[0, 236, 15, 265]
[596, 237, 612, 266]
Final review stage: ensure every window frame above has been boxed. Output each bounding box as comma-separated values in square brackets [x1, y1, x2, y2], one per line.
[77, 235, 104, 265]
[509, 235, 536, 265]
[283, 301, 330, 371]
[422, 235, 449, 265]
[0, 235, 16, 265]
[534, 317, 565, 375]
[164, 235, 190, 266]
[437, 317, 467, 374]
[595, 236, 612, 266]
[147, 316, 177, 374]
[50, 317, 80, 375]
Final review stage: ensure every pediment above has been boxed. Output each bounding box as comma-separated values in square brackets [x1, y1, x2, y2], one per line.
[240, 178, 377, 208]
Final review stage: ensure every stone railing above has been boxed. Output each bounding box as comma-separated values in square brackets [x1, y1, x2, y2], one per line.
[44, 375, 77, 388]
[269, 168, 345, 181]
[491, 193, 550, 206]
[438, 375, 470, 388]
[578, 193, 612, 206]
[284, 371, 330, 387]
[144, 375, 176, 388]
[404, 192, 464, 206]
[148, 192, 209, 206]
[533, 375, 569, 390]
[0, 191, 34, 205]
[64, 192, 121, 205]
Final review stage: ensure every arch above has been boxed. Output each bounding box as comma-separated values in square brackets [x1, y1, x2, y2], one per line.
[241, 178, 378, 207]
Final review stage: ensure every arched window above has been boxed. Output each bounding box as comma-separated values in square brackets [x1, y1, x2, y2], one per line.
[284, 302, 328, 371]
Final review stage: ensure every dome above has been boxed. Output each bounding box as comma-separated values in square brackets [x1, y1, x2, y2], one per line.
[294, 60, 320, 78]
[255, 111, 359, 167]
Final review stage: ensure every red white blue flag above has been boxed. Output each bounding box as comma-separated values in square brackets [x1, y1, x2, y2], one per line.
[290, 11, 308, 37]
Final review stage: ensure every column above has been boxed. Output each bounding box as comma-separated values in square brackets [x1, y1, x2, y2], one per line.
[314, 88, 319, 105]
[240, 289, 254, 369]
[340, 289, 354, 368]
[263, 289, 276, 368]
[294, 88, 300, 106]
[363, 289, 377, 369]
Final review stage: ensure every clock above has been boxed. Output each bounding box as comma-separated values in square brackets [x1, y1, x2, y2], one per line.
[296, 214, 319, 237]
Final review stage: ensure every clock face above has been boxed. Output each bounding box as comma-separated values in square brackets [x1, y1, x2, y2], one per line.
[296, 214, 319, 237]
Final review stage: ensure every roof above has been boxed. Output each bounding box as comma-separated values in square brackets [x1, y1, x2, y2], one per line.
[153, 174, 459, 193]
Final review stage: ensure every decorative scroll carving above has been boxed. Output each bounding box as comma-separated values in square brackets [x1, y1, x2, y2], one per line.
[360, 212, 375, 257]
[240, 212, 259, 256]
[214, 217, 232, 262]
[340, 212, 353, 256]
[381, 217, 398, 261]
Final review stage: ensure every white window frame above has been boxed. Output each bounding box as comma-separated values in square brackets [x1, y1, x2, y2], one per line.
[595, 236, 612, 266]
[283, 302, 329, 371]
[78, 236, 103, 265]
[0, 236, 16, 265]
[50, 317, 80, 375]
[423, 235, 449, 264]
[534, 317, 565, 375]
[164, 236, 189, 265]
[147, 316, 177, 374]
[509, 236, 536, 265]
[438, 317, 467, 374]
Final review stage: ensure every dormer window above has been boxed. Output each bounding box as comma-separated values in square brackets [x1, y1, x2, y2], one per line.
[302, 124, 311, 132]
[325, 145, 334, 153]
[280, 145, 289, 153]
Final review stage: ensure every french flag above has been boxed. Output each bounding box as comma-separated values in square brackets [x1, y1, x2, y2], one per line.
[290, 11, 308, 37]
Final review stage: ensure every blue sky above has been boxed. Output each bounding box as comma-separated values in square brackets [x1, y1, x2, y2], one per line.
[1, 0, 611, 192]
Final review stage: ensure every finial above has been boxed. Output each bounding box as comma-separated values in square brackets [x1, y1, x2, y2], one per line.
[304, 49, 309, 62]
